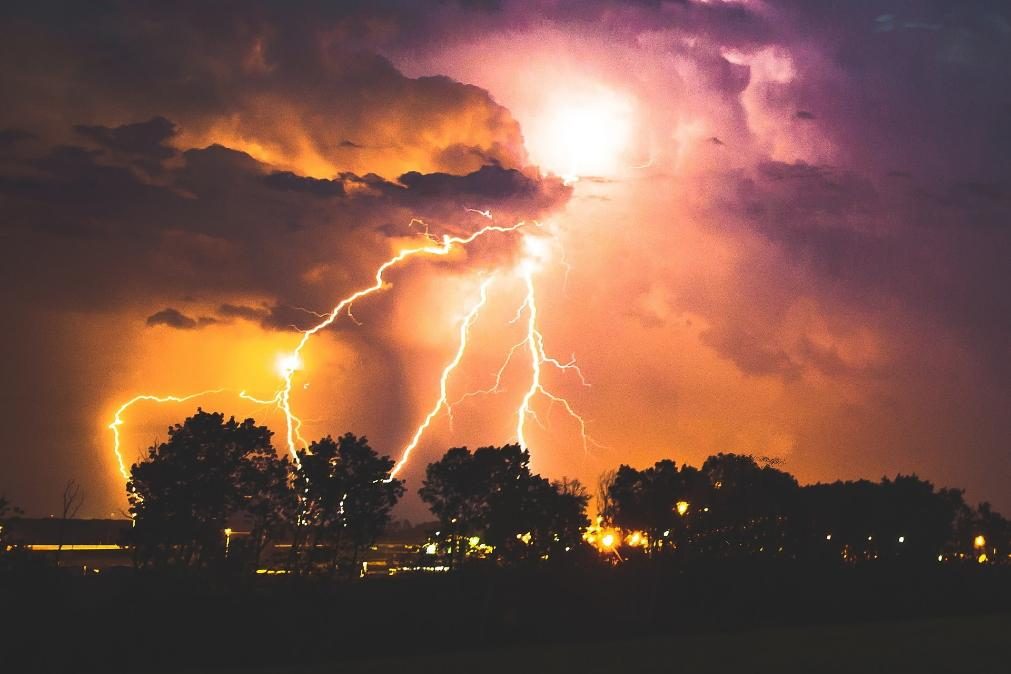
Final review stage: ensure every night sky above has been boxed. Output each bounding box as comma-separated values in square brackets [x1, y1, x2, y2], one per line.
[1, 1, 1008, 519]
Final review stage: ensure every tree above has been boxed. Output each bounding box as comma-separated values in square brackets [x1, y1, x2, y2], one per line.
[968, 501, 1010, 562]
[1, 494, 22, 544]
[127, 409, 292, 570]
[0, 494, 24, 569]
[535, 478, 591, 560]
[605, 460, 708, 556]
[699, 453, 798, 558]
[0, 494, 20, 520]
[596, 469, 616, 523]
[420, 445, 590, 566]
[56, 479, 85, 563]
[419, 446, 492, 568]
[295, 433, 404, 575]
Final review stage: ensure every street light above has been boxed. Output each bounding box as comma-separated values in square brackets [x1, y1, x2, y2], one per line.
[675, 501, 689, 516]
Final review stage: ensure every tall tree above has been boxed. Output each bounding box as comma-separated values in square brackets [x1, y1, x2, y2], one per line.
[127, 409, 290, 570]
[295, 433, 404, 575]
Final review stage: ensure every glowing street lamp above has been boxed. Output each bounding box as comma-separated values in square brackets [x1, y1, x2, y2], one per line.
[675, 501, 690, 516]
[973, 534, 986, 549]
[600, 533, 616, 549]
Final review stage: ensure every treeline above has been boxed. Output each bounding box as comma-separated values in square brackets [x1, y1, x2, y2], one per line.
[598, 456, 1008, 564]
[5, 408, 1007, 576]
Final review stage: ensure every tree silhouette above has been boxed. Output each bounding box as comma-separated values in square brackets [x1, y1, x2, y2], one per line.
[420, 445, 591, 566]
[699, 453, 798, 558]
[295, 433, 404, 576]
[127, 409, 290, 570]
[0, 494, 20, 520]
[0, 494, 24, 570]
[533, 478, 591, 560]
[419, 446, 492, 568]
[56, 479, 85, 563]
[604, 459, 710, 556]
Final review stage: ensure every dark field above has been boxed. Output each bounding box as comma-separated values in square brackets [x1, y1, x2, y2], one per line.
[3, 562, 1010, 673]
[276, 612, 1011, 674]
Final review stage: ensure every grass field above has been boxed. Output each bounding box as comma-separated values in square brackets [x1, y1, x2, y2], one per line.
[261, 612, 1010, 674]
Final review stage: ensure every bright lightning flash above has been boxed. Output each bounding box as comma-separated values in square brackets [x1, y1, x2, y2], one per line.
[109, 215, 599, 493]
[109, 390, 224, 481]
[109, 221, 548, 473]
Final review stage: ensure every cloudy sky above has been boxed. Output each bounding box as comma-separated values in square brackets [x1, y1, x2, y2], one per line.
[1, 1, 1008, 518]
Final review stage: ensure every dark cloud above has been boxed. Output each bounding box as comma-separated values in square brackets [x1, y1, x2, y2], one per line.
[146, 308, 217, 330]
[74, 117, 178, 159]
[0, 128, 36, 151]
[263, 171, 346, 198]
[397, 164, 543, 200]
[0, 3, 532, 180]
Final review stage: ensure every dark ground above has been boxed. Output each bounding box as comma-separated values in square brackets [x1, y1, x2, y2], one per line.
[2, 562, 1009, 673]
[212, 612, 1010, 674]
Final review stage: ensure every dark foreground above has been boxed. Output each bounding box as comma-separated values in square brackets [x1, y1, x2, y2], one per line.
[2, 562, 1010, 672]
[216, 612, 1009, 674]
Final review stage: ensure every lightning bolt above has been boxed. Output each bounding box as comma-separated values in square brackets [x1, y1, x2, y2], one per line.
[389, 275, 495, 478]
[108, 220, 528, 483]
[273, 221, 528, 465]
[109, 390, 225, 481]
[514, 263, 596, 456]
[108, 215, 601, 496]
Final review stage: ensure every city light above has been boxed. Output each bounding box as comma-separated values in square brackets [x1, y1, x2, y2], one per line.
[973, 535, 986, 549]
[675, 501, 689, 516]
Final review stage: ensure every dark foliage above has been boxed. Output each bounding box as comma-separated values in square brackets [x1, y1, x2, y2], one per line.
[419, 444, 590, 566]
[293, 433, 404, 575]
[126, 409, 293, 570]
[603, 453, 1007, 564]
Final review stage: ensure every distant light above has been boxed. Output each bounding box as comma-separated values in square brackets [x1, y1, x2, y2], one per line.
[867, 536, 873, 541]
[601, 533, 615, 549]
[973, 535, 986, 549]
[898, 536, 904, 543]
[937, 555, 943, 562]
[468, 536, 480, 547]
[675, 501, 690, 516]
[628, 531, 642, 547]
[703, 507, 709, 512]
[825, 534, 832, 541]
[425, 543, 437, 555]
[663, 530, 671, 537]
[977, 552, 988, 564]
